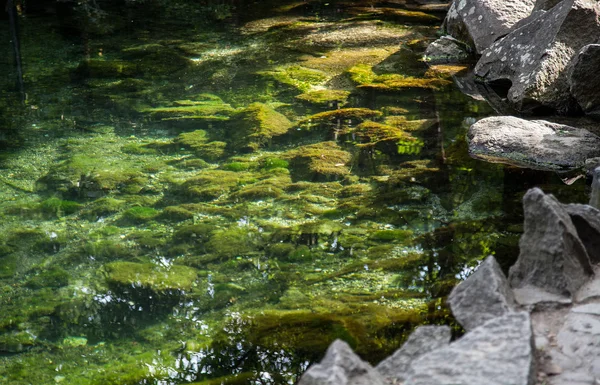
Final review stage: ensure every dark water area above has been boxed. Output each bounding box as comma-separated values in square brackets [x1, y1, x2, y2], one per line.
[0, 1, 590, 384]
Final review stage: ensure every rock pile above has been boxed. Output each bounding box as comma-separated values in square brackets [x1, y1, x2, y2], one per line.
[298, 188, 600, 385]
[425, 0, 600, 117]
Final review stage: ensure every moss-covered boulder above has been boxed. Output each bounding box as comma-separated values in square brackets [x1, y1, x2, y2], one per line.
[287, 141, 352, 181]
[257, 65, 328, 92]
[295, 90, 351, 107]
[301, 108, 383, 130]
[104, 261, 198, 292]
[228, 103, 293, 151]
[179, 170, 257, 201]
[347, 63, 452, 90]
[176, 130, 228, 160]
[142, 94, 235, 121]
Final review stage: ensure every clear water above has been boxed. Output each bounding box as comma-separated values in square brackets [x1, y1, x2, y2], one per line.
[0, 1, 588, 384]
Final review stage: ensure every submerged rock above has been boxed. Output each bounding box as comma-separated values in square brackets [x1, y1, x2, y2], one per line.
[404, 312, 536, 385]
[474, 0, 600, 114]
[298, 339, 386, 385]
[467, 116, 600, 171]
[448, 255, 517, 331]
[423, 35, 471, 63]
[376, 325, 451, 383]
[508, 188, 593, 298]
[104, 261, 198, 293]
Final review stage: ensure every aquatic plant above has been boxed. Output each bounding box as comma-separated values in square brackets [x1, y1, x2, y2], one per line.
[228, 102, 293, 152]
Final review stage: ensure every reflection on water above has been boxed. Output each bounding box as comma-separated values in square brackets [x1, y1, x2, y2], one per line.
[0, 1, 590, 384]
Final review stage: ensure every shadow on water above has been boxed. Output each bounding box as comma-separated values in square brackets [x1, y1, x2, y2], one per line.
[0, 1, 592, 384]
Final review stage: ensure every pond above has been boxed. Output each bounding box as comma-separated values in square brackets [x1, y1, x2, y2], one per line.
[0, 1, 588, 384]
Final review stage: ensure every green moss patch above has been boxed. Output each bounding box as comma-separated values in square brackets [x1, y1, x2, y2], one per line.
[229, 103, 293, 151]
[257, 65, 328, 92]
[287, 141, 352, 181]
[295, 90, 350, 106]
[104, 261, 198, 292]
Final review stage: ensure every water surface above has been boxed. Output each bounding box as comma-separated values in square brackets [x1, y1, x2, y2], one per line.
[0, 1, 587, 384]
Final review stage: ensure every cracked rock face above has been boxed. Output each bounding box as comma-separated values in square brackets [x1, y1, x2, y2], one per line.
[474, 0, 600, 114]
[448, 255, 517, 331]
[508, 188, 593, 298]
[376, 325, 451, 382]
[298, 339, 385, 385]
[445, 0, 535, 54]
[403, 312, 536, 385]
[569, 44, 600, 116]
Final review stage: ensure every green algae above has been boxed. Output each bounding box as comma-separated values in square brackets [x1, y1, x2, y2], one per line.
[301, 107, 383, 128]
[257, 65, 328, 92]
[104, 261, 198, 292]
[122, 206, 160, 223]
[347, 63, 453, 90]
[295, 90, 351, 106]
[287, 141, 352, 181]
[228, 102, 294, 151]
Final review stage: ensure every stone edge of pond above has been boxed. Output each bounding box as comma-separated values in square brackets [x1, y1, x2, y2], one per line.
[298, 187, 600, 385]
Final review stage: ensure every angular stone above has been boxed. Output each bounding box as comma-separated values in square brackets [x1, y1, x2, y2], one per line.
[298, 339, 385, 385]
[508, 188, 593, 298]
[467, 116, 600, 172]
[403, 312, 536, 385]
[444, 0, 535, 54]
[563, 204, 600, 264]
[474, 0, 600, 114]
[569, 44, 600, 116]
[376, 325, 451, 382]
[448, 255, 517, 331]
[423, 35, 470, 64]
[513, 285, 572, 307]
[589, 166, 600, 209]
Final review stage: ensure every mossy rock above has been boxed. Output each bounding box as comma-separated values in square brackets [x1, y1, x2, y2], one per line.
[257, 65, 328, 92]
[347, 63, 378, 85]
[260, 157, 289, 170]
[122, 206, 160, 223]
[104, 261, 198, 292]
[39, 197, 82, 217]
[0, 330, 38, 353]
[347, 63, 452, 90]
[345, 120, 420, 147]
[295, 90, 350, 106]
[161, 205, 196, 221]
[179, 170, 257, 201]
[229, 103, 293, 152]
[86, 197, 127, 217]
[370, 229, 414, 242]
[206, 226, 259, 259]
[174, 223, 215, 245]
[383, 116, 437, 132]
[25, 267, 70, 289]
[300, 108, 383, 129]
[81, 239, 131, 261]
[143, 95, 235, 121]
[287, 141, 352, 181]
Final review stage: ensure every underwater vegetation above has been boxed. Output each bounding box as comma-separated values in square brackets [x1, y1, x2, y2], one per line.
[0, 0, 578, 384]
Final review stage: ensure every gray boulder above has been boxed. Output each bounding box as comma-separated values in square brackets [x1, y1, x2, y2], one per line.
[474, 0, 600, 114]
[376, 325, 451, 382]
[403, 312, 536, 385]
[444, 0, 535, 54]
[467, 116, 600, 172]
[298, 339, 386, 385]
[508, 188, 593, 298]
[448, 255, 517, 331]
[563, 203, 600, 264]
[423, 35, 470, 63]
[570, 44, 600, 116]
